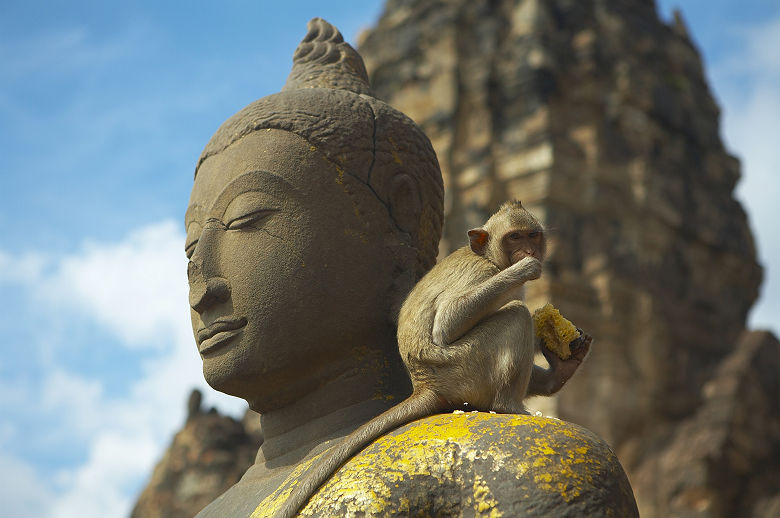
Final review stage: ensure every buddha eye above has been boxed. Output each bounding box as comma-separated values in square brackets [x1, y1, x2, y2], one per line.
[185, 221, 203, 259]
[185, 240, 198, 259]
[226, 209, 276, 230]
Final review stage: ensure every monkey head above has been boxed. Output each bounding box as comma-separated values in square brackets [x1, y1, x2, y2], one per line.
[467, 200, 546, 269]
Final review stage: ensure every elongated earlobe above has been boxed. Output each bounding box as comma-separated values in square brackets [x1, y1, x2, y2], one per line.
[389, 174, 422, 234]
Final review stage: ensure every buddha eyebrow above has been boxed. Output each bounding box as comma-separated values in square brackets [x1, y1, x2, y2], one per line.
[209, 170, 296, 215]
[184, 204, 205, 227]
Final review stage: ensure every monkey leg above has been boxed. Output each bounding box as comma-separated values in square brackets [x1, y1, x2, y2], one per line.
[438, 301, 535, 413]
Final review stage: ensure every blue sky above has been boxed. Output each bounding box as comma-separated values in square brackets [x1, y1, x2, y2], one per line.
[1, 1, 778, 517]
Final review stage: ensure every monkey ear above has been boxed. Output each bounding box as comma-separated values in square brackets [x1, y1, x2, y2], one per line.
[468, 229, 489, 255]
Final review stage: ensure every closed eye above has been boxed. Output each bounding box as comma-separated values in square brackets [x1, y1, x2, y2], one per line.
[226, 209, 277, 230]
[185, 240, 198, 259]
[185, 220, 203, 259]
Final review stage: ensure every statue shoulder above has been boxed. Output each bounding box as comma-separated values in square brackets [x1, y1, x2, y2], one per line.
[259, 412, 638, 517]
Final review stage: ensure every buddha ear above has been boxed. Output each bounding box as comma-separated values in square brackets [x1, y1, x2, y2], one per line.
[389, 173, 421, 234]
[468, 228, 489, 255]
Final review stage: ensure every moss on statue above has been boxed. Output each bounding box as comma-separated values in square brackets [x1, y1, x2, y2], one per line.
[253, 413, 638, 517]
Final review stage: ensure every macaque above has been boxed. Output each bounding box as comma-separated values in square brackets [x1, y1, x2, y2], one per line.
[276, 200, 591, 518]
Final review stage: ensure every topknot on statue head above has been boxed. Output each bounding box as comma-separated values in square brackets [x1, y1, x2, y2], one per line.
[195, 18, 443, 281]
[283, 17, 373, 95]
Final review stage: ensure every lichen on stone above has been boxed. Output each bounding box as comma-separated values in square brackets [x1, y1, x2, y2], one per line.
[254, 413, 637, 517]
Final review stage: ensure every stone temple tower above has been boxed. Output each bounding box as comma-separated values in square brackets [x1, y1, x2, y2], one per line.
[359, 0, 758, 446]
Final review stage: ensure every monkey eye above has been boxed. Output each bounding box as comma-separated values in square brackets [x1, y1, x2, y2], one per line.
[529, 231, 540, 238]
[509, 232, 522, 240]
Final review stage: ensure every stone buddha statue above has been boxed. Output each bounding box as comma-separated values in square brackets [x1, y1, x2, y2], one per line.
[186, 18, 637, 518]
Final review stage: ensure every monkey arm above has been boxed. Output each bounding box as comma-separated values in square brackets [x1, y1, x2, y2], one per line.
[432, 258, 540, 346]
[526, 364, 558, 397]
[526, 333, 592, 396]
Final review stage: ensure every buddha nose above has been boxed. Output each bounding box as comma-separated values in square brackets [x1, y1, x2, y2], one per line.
[188, 260, 231, 313]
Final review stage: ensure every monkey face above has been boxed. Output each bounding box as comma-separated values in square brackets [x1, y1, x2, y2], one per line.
[503, 229, 546, 265]
[186, 129, 395, 411]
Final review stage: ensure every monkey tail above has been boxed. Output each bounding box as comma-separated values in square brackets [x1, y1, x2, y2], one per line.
[274, 388, 445, 518]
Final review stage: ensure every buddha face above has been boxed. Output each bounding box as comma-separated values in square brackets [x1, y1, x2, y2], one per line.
[186, 129, 395, 411]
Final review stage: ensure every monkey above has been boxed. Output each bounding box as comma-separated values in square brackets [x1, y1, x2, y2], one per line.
[275, 200, 591, 518]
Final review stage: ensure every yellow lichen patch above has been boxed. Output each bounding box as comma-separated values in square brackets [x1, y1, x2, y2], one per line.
[298, 416, 484, 514]
[256, 413, 632, 516]
[391, 149, 403, 165]
[300, 435, 449, 514]
[513, 418, 600, 503]
[443, 413, 607, 505]
[387, 136, 404, 165]
[343, 227, 368, 244]
[250, 454, 321, 518]
[533, 303, 579, 359]
[472, 474, 502, 517]
[333, 164, 345, 185]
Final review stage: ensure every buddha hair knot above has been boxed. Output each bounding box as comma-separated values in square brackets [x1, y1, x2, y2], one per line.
[283, 17, 373, 96]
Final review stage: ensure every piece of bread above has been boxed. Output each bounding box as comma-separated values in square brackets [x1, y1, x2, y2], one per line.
[533, 303, 579, 359]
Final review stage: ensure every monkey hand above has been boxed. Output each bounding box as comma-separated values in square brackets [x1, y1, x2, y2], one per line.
[541, 329, 592, 393]
[510, 256, 542, 282]
[567, 329, 592, 363]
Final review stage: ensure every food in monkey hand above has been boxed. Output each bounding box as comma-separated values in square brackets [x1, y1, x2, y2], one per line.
[533, 303, 579, 359]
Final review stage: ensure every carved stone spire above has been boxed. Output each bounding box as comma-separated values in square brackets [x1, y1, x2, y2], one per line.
[283, 17, 373, 96]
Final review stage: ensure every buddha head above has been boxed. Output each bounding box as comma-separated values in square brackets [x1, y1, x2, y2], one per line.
[185, 19, 443, 412]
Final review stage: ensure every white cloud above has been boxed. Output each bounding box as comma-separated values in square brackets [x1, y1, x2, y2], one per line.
[51, 431, 159, 518]
[46, 221, 190, 350]
[0, 250, 49, 284]
[40, 369, 104, 438]
[0, 451, 55, 518]
[0, 220, 246, 518]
